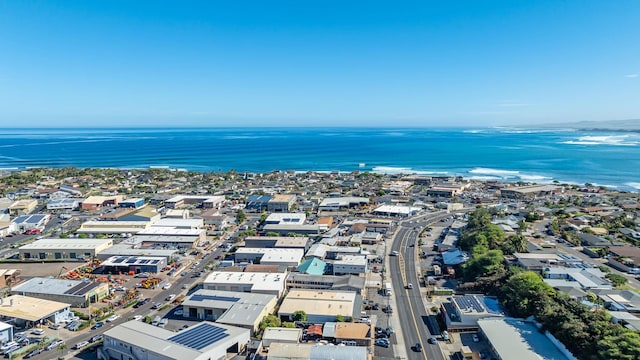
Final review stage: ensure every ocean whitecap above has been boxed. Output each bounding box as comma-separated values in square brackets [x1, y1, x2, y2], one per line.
[561, 135, 638, 146]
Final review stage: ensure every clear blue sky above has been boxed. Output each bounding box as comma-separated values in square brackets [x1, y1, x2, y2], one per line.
[1, 1, 639, 127]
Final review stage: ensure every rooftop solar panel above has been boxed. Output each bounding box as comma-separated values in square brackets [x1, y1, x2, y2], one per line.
[168, 323, 229, 350]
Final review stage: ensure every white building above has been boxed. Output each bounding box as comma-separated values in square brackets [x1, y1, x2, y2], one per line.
[234, 248, 304, 267]
[46, 198, 81, 210]
[372, 204, 421, 217]
[261, 327, 302, 348]
[102, 320, 249, 360]
[203, 271, 286, 297]
[0, 322, 13, 345]
[332, 255, 368, 275]
[264, 213, 306, 225]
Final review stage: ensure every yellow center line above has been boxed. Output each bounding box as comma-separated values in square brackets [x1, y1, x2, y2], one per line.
[399, 228, 428, 360]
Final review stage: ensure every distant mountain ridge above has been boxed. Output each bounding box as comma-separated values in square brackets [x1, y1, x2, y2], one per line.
[534, 119, 640, 132]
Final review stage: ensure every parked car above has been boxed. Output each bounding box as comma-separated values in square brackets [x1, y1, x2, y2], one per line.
[152, 302, 163, 309]
[162, 283, 172, 290]
[45, 340, 64, 351]
[174, 309, 184, 316]
[31, 328, 45, 335]
[74, 341, 89, 350]
[472, 334, 480, 342]
[165, 294, 176, 302]
[24, 348, 43, 358]
[90, 335, 103, 343]
[375, 339, 390, 348]
[48, 324, 61, 330]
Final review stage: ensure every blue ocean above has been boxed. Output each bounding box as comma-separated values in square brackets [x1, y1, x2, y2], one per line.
[0, 127, 639, 192]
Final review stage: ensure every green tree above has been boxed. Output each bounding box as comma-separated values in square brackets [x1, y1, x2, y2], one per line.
[259, 315, 281, 330]
[500, 271, 554, 318]
[236, 209, 247, 224]
[605, 273, 628, 288]
[292, 310, 307, 322]
[335, 315, 346, 322]
[282, 322, 296, 328]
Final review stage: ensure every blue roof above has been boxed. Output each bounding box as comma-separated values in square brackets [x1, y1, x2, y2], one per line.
[168, 323, 229, 350]
[297, 258, 327, 275]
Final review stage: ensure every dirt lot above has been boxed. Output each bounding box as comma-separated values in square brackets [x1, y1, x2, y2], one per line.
[0, 261, 85, 278]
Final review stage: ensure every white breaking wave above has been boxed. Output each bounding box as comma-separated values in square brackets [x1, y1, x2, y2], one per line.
[468, 167, 552, 182]
[625, 182, 640, 191]
[372, 166, 449, 175]
[469, 167, 521, 177]
[562, 135, 639, 146]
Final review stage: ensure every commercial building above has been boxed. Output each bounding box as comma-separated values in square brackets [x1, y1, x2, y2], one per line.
[0, 295, 71, 327]
[0, 322, 13, 345]
[264, 213, 306, 225]
[499, 184, 562, 199]
[47, 198, 81, 210]
[478, 318, 570, 360]
[102, 320, 249, 360]
[11, 277, 109, 307]
[372, 204, 421, 217]
[138, 227, 207, 243]
[262, 224, 320, 236]
[119, 198, 145, 209]
[278, 289, 361, 323]
[96, 256, 167, 274]
[261, 327, 302, 348]
[332, 255, 368, 275]
[286, 274, 366, 294]
[296, 258, 328, 276]
[244, 236, 310, 252]
[267, 343, 367, 360]
[12, 214, 51, 232]
[8, 199, 38, 216]
[267, 194, 296, 213]
[181, 289, 277, 334]
[318, 197, 369, 212]
[77, 220, 151, 234]
[151, 218, 204, 229]
[81, 195, 123, 210]
[165, 195, 225, 209]
[19, 238, 113, 260]
[244, 195, 272, 212]
[234, 248, 304, 267]
[439, 295, 504, 332]
[203, 271, 286, 297]
[323, 322, 372, 346]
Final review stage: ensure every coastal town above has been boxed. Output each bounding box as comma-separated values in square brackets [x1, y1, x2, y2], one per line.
[0, 167, 639, 360]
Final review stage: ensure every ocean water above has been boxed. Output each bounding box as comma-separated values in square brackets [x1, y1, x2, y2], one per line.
[0, 127, 639, 191]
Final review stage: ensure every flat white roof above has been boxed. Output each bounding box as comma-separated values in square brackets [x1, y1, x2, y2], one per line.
[265, 213, 306, 225]
[138, 227, 203, 236]
[19, 238, 112, 250]
[235, 248, 304, 263]
[152, 218, 204, 228]
[373, 204, 420, 215]
[478, 318, 569, 360]
[204, 272, 285, 293]
[334, 255, 367, 266]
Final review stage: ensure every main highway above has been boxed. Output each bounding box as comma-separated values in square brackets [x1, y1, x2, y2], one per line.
[388, 212, 449, 360]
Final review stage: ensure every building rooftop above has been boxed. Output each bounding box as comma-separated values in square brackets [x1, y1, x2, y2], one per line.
[12, 277, 104, 296]
[279, 289, 357, 318]
[478, 318, 569, 360]
[13, 214, 49, 224]
[0, 295, 69, 322]
[267, 343, 367, 360]
[265, 213, 306, 225]
[19, 238, 112, 250]
[137, 227, 203, 236]
[204, 272, 285, 293]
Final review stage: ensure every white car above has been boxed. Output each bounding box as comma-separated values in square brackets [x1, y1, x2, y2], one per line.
[162, 283, 172, 290]
[106, 314, 120, 322]
[472, 334, 480, 342]
[132, 315, 143, 321]
[31, 329, 45, 336]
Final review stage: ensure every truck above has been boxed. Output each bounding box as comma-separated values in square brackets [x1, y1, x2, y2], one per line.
[384, 282, 392, 296]
[433, 264, 442, 276]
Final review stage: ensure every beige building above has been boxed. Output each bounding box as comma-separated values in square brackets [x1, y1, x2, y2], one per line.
[19, 238, 113, 260]
[268, 194, 296, 213]
[8, 199, 38, 216]
[278, 289, 361, 323]
[81, 195, 123, 210]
